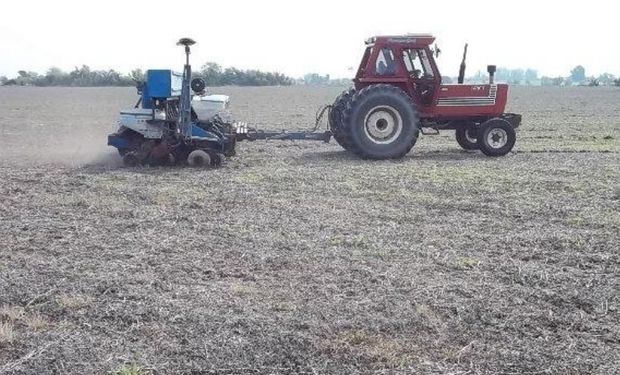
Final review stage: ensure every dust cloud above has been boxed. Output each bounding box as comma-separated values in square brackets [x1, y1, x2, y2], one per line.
[0, 86, 134, 168]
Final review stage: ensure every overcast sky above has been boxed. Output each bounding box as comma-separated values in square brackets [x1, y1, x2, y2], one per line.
[1, 0, 618, 79]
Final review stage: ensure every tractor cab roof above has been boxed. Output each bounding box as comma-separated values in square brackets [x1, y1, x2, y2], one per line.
[366, 34, 435, 48]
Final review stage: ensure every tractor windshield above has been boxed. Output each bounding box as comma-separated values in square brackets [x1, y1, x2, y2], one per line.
[403, 49, 434, 78]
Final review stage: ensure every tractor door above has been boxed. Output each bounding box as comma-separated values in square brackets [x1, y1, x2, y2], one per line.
[402, 48, 439, 108]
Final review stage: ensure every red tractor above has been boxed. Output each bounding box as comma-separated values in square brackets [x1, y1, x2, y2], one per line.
[329, 34, 521, 159]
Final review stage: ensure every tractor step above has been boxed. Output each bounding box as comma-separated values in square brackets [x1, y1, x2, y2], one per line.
[420, 127, 440, 135]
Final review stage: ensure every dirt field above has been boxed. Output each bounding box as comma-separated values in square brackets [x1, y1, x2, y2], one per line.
[0, 85, 618, 374]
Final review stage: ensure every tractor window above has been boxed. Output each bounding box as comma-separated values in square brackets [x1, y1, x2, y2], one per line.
[418, 49, 434, 78]
[403, 49, 434, 78]
[376, 48, 396, 76]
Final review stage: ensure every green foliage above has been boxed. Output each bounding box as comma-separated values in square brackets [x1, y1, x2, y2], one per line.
[524, 68, 538, 83]
[303, 73, 330, 85]
[129, 69, 144, 82]
[2, 66, 135, 87]
[471, 66, 616, 87]
[541, 76, 568, 86]
[199, 62, 293, 86]
[68, 65, 131, 86]
[597, 73, 616, 85]
[570, 65, 586, 83]
[14, 70, 40, 86]
[469, 67, 533, 84]
[508, 68, 525, 84]
[3, 63, 293, 87]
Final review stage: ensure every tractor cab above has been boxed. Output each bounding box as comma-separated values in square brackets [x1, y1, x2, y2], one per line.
[352, 34, 518, 123]
[355, 35, 441, 110]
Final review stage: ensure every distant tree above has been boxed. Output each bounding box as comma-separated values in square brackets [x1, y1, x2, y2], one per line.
[129, 69, 145, 83]
[469, 70, 488, 83]
[570, 65, 586, 83]
[615, 78, 620, 87]
[495, 68, 511, 83]
[15, 70, 40, 86]
[70, 65, 92, 86]
[597, 73, 615, 86]
[441, 76, 453, 84]
[2, 63, 293, 87]
[200, 62, 223, 86]
[43, 67, 69, 86]
[0, 76, 6, 85]
[197, 63, 293, 86]
[587, 77, 600, 86]
[551, 76, 565, 86]
[303, 73, 330, 85]
[524, 69, 538, 84]
[509, 69, 525, 84]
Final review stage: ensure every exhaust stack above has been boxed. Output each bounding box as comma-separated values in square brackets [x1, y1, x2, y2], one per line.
[457, 43, 468, 84]
[487, 65, 496, 84]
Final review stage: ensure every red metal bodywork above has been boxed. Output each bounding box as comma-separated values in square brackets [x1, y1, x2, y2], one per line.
[353, 35, 509, 121]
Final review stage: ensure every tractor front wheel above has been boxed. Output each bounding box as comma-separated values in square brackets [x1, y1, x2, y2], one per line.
[477, 118, 516, 156]
[455, 125, 479, 150]
[342, 84, 419, 159]
[208, 151, 225, 167]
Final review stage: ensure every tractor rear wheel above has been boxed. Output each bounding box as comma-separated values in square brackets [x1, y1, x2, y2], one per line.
[477, 118, 516, 156]
[329, 88, 355, 150]
[341, 84, 419, 159]
[122, 152, 140, 167]
[455, 125, 479, 150]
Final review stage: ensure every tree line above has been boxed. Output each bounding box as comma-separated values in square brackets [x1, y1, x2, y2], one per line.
[197, 63, 293, 86]
[0, 66, 142, 87]
[468, 65, 620, 86]
[2, 63, 618, 87]
[0, 63, 295, 87]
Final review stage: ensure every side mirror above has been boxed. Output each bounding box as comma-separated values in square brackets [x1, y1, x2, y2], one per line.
[433, 44, 441, 58]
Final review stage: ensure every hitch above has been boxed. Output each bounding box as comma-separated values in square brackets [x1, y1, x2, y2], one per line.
[237, 129, 332, 143]
[232, 104, 333, 144]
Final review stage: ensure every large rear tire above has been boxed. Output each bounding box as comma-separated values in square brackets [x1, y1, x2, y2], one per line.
[329, 88, 355, 151]
[341, 84, 419, 159]
[477, 118, 516, 156]
[122, 152, 140, 167]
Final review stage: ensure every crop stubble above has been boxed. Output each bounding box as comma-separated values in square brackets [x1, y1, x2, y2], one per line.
[0, 85, 618, 374]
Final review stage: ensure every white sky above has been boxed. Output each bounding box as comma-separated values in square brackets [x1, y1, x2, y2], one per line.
[1, 0, 618, 79]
